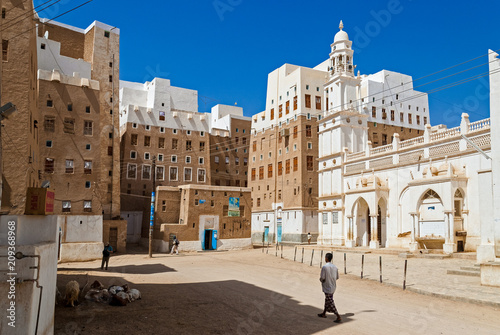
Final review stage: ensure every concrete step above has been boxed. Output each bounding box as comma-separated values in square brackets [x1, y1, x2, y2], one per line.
[447, 269, 481, 277]
[422, 254, 452, 259]
[460, 266, 480, 272]
[452, 253, 477, 260]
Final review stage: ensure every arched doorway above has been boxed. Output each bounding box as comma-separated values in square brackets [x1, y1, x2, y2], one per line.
[418, 189, 445, 249]
[353, 197, 370, 247]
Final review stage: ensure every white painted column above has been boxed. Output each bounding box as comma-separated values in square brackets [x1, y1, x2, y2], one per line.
[369, 214, 379, 249]
[346, 215, 355, 248]
[409, 212, 419, 252]
[443, 210, 456, 254]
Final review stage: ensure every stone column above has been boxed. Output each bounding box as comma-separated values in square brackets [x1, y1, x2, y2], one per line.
[346, 215, 355, 248]
[409, 212, 419, 252]
[443, 210, 456, 254]
[369, 214, 379, 249]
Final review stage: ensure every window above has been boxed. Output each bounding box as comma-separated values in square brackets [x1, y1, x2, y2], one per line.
[270, 108, 274, 120]
[308, 142, 312, 149]
[293, 96, 298, 110]
[315, 96, 321, 110]
[2, 39, 7, 61]
[400, 113, 404, 123]
[268, 164, 273, 178]
[257, 198, 261, 207]
[391, 110, 395, 121]
[159, 111, 165, 121]
[215, 156, 219, 164]
[293, 157, 298, 171]
[199, 141, 206, 152]
[132, 123, 138, 128]
[108, 146, 113, 156]
[424, 117, 428, 125]
[47, 100, 53, 107]
[109, 75, 113, 83]
[199, 157, 204, 165]
[170, 167, 178, 181]
[144, 136, 151, 147]
[142, 165, 151, 180]
[279, 104, 283, 118]
[1, 8, 5, 19]
[44, 158, 54, 173]
[145, 125, 150, 131]
[158, 154, 164, 162]
[259, 166, 264, 180]
[67, 104, 73, 111]
[197, 169, 206, 182]
[285, 159, 290, 174]
[63, 118, 75, 134]
[172, 138, 178, 150]
[186, 156, 191, 164]
[131, 134, 138, 145]
[305, 94, 311, 108]
[158, 137, 165, 149]
[156, 166, 165, 181]
[242, 137, 247, 145]
[408, 113, 412, 124]
[416, 115, 421, 125]
[307, 156, 314, 171]
[160, 127, 165, 133]
[84, 120, 93, 135]
[306, 125, 312, 137]
[186, 140, 192, 151]
[252, 141, 257, 151]
[173, 129, 178, 134]
[43, 116, 55, 132]
[85, 106, 91, 113]
[62, 201, 71, 213]
[127, 164, 137, 179]
[84, 160, 92, 174]
[46, 140, 52, 148]
[293, 126, 298, 138]
[85, 181, 91, 189]
[382, 109, 387, 120]
[184, 167, 192, 181]
[86, 144, 91, 150]
[171, 155, 177, 163]
[235, 157, 239, 166]
[104, 30, 110, 38]
[65, 160, 74, 173]
[286, 101, 290, 115]
[372, 107, 377, 118]
[144, 152, 150, 160]
[251, 168, 256, 181]
[225, 156, 230, 164]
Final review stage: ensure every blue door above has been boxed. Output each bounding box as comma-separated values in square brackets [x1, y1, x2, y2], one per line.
[264, 227, 269, 243]
[277, 224, 282, 243]
[212, 230, 218, 250]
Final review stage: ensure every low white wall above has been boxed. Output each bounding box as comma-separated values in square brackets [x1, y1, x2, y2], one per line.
[0, 216, 58, 335]
[59, 242, 103, 262]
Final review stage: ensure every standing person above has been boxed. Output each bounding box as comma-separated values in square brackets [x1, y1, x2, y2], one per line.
[170, 236, 180, 255]
[318, 252, 341, 323]
[307, 232, 312, 245]
[101, 242, 113, 270]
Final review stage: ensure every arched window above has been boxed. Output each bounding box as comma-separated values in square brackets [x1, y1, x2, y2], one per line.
[454, 189, 463, 198]
[423, 190, 440, 200]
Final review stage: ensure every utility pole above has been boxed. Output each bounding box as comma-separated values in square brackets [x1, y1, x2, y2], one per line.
[148, 155, 156, 258]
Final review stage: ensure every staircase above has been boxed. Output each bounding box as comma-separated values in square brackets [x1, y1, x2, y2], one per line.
[447, 264, 480, 277]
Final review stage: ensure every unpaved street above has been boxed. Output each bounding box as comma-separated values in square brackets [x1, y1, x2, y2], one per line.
[55, 248, 500, 335]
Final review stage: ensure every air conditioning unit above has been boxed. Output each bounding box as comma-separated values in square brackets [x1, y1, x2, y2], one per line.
[280, 128, 290, 137]
[81, 78, 90, 88]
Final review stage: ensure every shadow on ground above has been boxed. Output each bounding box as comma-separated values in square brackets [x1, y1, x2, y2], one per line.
[55, 273, 359, 335]
[59, 263, 176, 275]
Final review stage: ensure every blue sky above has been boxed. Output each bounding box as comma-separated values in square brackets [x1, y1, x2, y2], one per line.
[37, 0, 499, 126]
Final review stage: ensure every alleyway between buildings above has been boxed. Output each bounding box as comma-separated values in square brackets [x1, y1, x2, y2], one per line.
[55, 247, 500, 335]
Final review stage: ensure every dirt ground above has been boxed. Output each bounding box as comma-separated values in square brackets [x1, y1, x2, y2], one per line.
[54, 247, 500, 335]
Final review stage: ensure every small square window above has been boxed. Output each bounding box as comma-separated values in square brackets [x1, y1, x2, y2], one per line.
[67, 103, 73, 111]
[145, 152, 150, 160]
[109, 132, 113, 139]
[47, 100, 53, 107]
[104, 31, 110, 38]
[109, 109, 113, 114]
[85, 181, 91, 189]
[199, 157, 204, 164]
[62, 201, 71, 213]
[158, 154, 164, 161]
[186, 156, 191, 164]
[41, 43, 46, 49]
[132, 123, 138, 128]
[46, 140, 52, 148]
[171, 155, 177, 163]
[85, 106, 90, 113]
[145, 125, 150, 131]
[200, 131, 205, 136]
[130, 151, 136, 159]
[160, 127, 165, 133]
[173, 129, 178, 134]
[187, 130, 191, 135]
